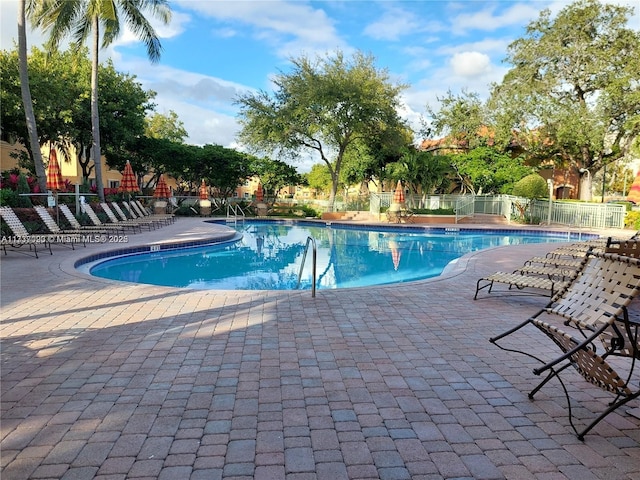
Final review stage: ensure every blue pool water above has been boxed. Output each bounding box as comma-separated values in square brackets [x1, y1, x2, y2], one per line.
[86, 221, 590, 291]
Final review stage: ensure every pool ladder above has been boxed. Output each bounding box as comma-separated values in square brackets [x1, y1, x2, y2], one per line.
[297, 236, 317, 297]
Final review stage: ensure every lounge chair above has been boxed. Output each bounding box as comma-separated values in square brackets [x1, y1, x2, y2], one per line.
[33, 206, 86, 248]
[605, 237, 640, 258]
[110, 202, 155, 230]
[545, 239, 606, 258]
[523, 256, 585, 269]
[474, 272, 572, 300]
[99, 203, 145, 232]
[132, 199, 174, 224]
[489, 248, 640, 439]
[0, 206, 52, 258]
[58, 204, 108, 234]
[474, 251, 590, 300]
[121, 202, 168, 227]
[515, 264, 580, 279]
[80, 203, 128, 233]
[386, 209, 414, 224]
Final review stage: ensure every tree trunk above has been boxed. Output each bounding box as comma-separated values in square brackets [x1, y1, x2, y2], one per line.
[579, 172, 592, 201]
[17, 0, 47, 193]
[327, 172, 338, 212]
[91, 18, 105, 202]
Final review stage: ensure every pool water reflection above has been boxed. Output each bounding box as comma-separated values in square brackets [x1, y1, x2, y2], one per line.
[88, 222, 583, 290]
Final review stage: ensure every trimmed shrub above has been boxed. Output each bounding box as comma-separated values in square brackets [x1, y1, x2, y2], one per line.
[512, 174, 549, 199]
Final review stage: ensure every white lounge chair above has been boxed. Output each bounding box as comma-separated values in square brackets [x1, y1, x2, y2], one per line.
[0, 206, 52, 257]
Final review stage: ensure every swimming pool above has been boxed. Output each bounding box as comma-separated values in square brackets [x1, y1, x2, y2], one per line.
[85, 221, 593, 290]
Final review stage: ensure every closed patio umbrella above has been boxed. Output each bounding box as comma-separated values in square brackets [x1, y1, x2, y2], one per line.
[393, 180, 405, 205]
[627, 172, 640, 204]
[154, 174, 171, 199]
[256, 183, 264, 202]
[199, 179, 208, 200]
[120, 160, 140, 195]
[46, 148, 63, 224]
[389, 180, 405, 214]
[46, 148, 63, 192]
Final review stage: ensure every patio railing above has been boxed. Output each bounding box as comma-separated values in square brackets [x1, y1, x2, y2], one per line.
[455, 196, 475, 223]
[367, 193, 626, 229]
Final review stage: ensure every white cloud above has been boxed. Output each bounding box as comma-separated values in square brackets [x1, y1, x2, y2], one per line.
[438, 37, 513, 56]
[117, 10, 189, 47]
[451, 2, 542, 35]
[115, 58, 252, 147]
[212, 27, 238, 39]
[363, 6, 422, 41]
[450, 51, 492, 78]
[174, 0, 345, 59]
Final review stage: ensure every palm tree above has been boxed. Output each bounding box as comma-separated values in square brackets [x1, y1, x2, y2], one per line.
[33, 0, 171, 201]
[17, 0, 47, 193]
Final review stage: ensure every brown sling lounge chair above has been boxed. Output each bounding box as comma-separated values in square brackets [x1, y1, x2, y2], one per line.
[474, 252, 589, 300]
[489, 248, 640, 439]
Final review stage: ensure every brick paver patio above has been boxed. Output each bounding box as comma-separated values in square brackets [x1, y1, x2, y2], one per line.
[1, 218, 638, 479]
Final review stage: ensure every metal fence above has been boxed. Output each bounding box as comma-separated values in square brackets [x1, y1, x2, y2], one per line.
[529, 199, 626, 229]
[368, 193, 626, 229]
[167, 191, 627, 229]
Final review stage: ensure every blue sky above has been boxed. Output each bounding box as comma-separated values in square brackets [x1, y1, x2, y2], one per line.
[2, 0, 638, 172]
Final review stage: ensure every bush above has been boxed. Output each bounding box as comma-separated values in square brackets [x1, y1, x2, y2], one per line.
[299, 205, 319, 218]
[0, 188, 19, 207]
[175, 204, 200, 216]
[412, 208, 455, 215]
[267, 204, 318, 218]
[625, 211, 640, 230]
[16, 174, 33, 208]
[512, 174, 548, 199]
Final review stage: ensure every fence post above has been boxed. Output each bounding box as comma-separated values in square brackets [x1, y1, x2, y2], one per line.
[546, 179, 553, 225]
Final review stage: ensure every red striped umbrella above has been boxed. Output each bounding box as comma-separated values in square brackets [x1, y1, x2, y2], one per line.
[119, 160, 140, 193]
[256, 183, 264, 202]
[393, 180, 405, 204]
[46, 148, 63, 191]
[199, 179, 209, 200]
[627, 172, 640, 204]
[153, 174, 171, 199]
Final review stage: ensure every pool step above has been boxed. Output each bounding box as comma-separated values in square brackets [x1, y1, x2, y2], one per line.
[458, 214, 509, 225]
[340, 211, 379, 222]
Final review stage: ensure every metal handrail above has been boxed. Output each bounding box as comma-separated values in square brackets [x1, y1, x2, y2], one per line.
[226, 203, 246, 222]
[297, 236, 317, 297]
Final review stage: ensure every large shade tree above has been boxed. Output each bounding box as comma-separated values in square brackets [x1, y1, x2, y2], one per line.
[146, 110, 187, 143]
[426, 89, 493, 152]
[1, 46, 83, 173]
[489, 0, 640, 200]
[33, 0, 171, 201]
[1, 46, 156, 183]
[236, 50, 409, 211]
[252, 157, 302, 205]
[194, 144, 255, 199]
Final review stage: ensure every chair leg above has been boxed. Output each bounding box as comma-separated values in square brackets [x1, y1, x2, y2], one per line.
[474, 279, 494, 299]
[528, 362, 573, 400]
[577, 390, 640, 440]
